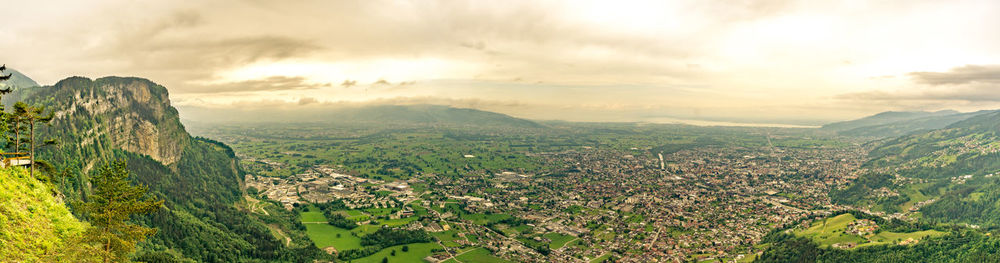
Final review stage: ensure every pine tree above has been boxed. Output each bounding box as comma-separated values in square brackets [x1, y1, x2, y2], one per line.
[12, 101, 54, 179]
[77, 160, 164, 263]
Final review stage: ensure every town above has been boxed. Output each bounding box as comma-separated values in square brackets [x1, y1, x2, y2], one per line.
[218, 123, 872, 262]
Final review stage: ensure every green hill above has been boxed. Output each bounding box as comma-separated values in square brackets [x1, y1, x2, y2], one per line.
[829, 111, 1000, 226]
[865, 111, 1000, 177]
[0, 167, 93, 262]
[821, 110, 991, 138]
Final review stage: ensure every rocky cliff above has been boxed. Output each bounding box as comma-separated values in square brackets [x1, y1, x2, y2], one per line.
[7, 76, 189, 166]
[3, 74, 308, 262]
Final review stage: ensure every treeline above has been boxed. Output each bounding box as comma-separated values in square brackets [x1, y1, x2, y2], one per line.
[828, 172, 910, 213]
[314, 199, 360, 229]
[757, 230, 1000, 263]
[338, 228, 433, 261]
[920, 179, 1000, 228]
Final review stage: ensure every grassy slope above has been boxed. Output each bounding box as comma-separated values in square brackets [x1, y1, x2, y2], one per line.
[795, 214, 945, 248]
[0, 168, 87, 261]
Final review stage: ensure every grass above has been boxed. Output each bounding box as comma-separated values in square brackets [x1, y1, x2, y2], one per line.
[299, 209, 327, 222]
[545, 232, 576, 250]
[432, 230, 464, 247]
[590, 253, 612, 263]
[899, 183, 933, 211]
[0, 168, 87, 262]
[454, 247, 510, 263]
[303, 223, 362, 250]
[365, 207, 399, 217]
[352, 242, 443, 263]
[461, 213, 511, 225]
[795, 213, 947, 248]
[380, 216, 419, 227]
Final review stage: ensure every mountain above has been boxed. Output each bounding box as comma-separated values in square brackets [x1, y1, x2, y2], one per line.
[865, 111, 1000, 175]
[830, 111, 1000, 226]
[6, 76, 326, 262]
[820, 110, 992, 138]
[761, 112, 1000, 262]
[0, 68, 40, 90]
[180, 104, 544, 128]
[328, 104, 544, 128]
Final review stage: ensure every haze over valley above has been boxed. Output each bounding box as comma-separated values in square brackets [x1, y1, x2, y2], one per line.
[3, 1, 1000, 263]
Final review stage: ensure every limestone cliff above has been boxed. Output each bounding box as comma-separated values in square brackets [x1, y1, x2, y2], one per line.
[9, 76, 189, 166]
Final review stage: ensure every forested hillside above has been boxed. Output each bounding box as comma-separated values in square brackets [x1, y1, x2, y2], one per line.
[759, 111, 1000, 262]
[5, 76, 327, 262]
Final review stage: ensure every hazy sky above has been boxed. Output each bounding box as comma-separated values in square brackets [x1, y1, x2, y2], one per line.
[3, 0, 1000, 125]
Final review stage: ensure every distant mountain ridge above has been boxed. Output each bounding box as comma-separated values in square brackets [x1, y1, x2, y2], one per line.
[822, 110, 994, 138]
[329, 104, 544, 128]
[180, 104, 545, 128]
[0, 68, 40, 90]
[832, 110, 1000, 227]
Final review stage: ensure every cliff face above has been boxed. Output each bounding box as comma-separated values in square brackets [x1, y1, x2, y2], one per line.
[5, 75, 293, 262]
[12, 77, 189, 166]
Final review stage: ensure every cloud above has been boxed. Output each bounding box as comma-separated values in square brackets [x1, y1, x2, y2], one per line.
[837, 84, 1000, 103]
[187, 76, 329, 94]
[298, 97, 319, 105]
[908, 65, 1000, 85]
[837, 65, 1000, 105]
[6, 0, 1000, 124]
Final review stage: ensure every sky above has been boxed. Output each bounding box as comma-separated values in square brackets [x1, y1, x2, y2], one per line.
[2, 0, 1000, 125]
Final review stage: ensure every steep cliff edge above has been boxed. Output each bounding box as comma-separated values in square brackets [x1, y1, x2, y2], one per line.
[4, 75, 321, 262]
[13, 76, 188, 166]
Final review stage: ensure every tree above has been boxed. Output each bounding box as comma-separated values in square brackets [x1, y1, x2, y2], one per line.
[0, 64, 13, 148]
[77, 160, 164, 263]
[381, 257, 388, 263]
[12, 101, 54, 179]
